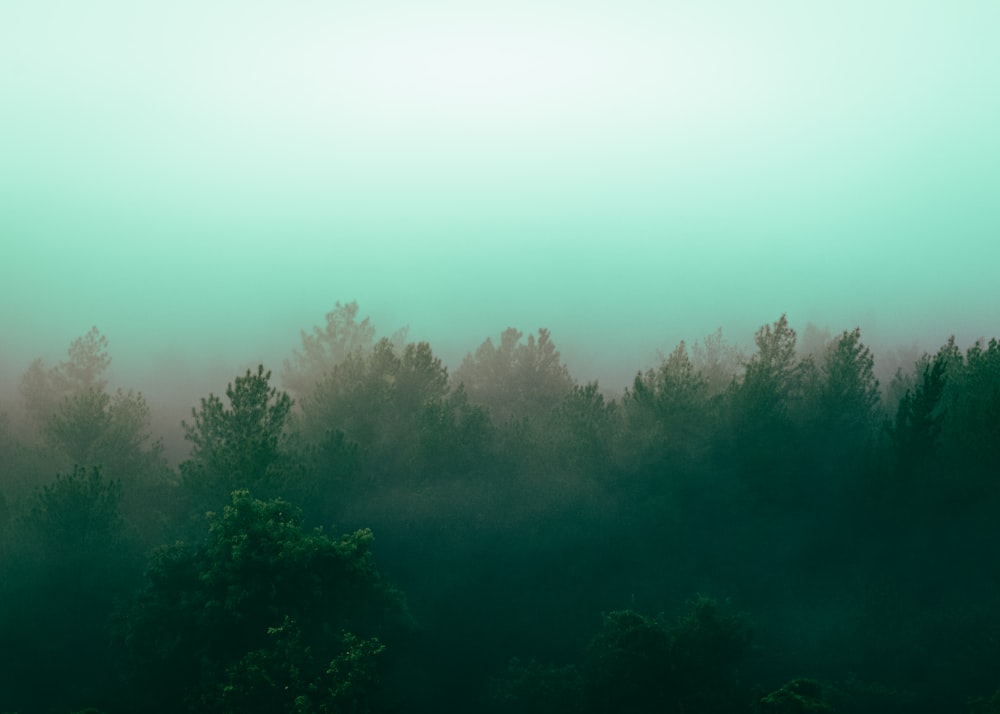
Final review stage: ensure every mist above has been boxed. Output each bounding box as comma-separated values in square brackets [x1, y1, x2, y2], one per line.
[3, 308, 1000, 713]
[3, 1, 998, 395]
[3, 1, 1000, 712]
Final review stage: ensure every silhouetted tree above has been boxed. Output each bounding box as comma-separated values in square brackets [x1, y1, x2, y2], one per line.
[737, 314, 801, 421]
[947, 337, 1000, 479]
[119, 490, 405, 713]
[620, 342, 713, 476]
[890, 349, 948, 473]
[545, 381, 617, 478]
[584, 609, 673, 714]
[582, 598, 750, 714]
[0, 466, 140, 713]
[804, 328, 881, 487]
[817, 328, 880, 437]
[45, 388, 169, 483]
[302, 339, 480, 484]
[668, 595, 752, 713]
[725, 315, 809, 502]
[13, 329, 172, 543]
[418, 383, 492, 478]
[181, 365, 298, 510]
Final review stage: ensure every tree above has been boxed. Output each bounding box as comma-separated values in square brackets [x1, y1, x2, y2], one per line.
[796, 327, 882, 487]
[758, 678, 836, 714]
[181, 365, 298, 510]
[817, 328, 880, 437]
[890, 348, 948, 471]
[13, 329, 172, 541]
[724, 315, 812, 503]
[545, 382, 617, 478]
[301, 339, 482, 484]
[690, 328, 743, 397]
[43, 387, 168, 482]
[220, 617, 387, 714]
[283, 302, 408, 401]
[737, 314, 801, 420]
[583, 609, 673, 714]
[25, 466, 129, 567]
[948, 337, 1000, 475]
[418, 383, 492, 478]
[453, 327, 574, 425]
[0, 408, 26, 513]
[0, 466, 140, 713]
[119, 490, 405, 713]
[19, 326, 111, 433]
[620, 342, 712, 475]
[583, 598, 750, 714]
[667, 595, 751, 712]
[885, 336, 1000, 501]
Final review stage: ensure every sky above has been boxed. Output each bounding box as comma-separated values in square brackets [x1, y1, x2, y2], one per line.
[2, 0, 999, 403]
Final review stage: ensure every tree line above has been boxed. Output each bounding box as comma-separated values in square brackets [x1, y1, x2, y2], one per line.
[1, 304, 1000, 713]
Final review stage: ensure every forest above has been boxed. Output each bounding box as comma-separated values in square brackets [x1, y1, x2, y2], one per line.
[1, 303, 1000, 714]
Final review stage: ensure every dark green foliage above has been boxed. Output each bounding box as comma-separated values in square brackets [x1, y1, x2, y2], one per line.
[418, 383, 492, 477]
[545, 382, 616, 476]
[27, 465, 127, 563]
[584, 609, 673, 713]
[927, 337, 1000, 500]
[620, 341, 713, 474]
[817, 328, 880, 439]
[301, 339, 487, 484]
[738, 314, 818, 437]
[5, 313, 1000, 714]
[758, 679, 835, 713]
[44, 389, 112, 465]
[738, 314, 802, 422]
[11, 329, 172, 535]
[758, 677, 915, 714]
[891, 349, 948, 469]
[0, 466, 140, 713]
[491, 658, 585, 714]
[578, 597, 751, 714]
[44, 388, 172, 512]
[297, 427, 363, 521]
[834, 677, 916, 714]
[181, 365, 298, 509]
[119, 490, 404, 713]
[969, 688, 1000, 714]
[219, 617, 386, 714]
[950, 338, 1000, 464]
[670, 595, 753, 709]
[725, 314, 813, 502]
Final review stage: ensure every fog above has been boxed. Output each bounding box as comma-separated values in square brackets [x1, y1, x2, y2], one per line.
[3, 2, 1000, 713]
[6, 303, 1000, 713]
[0, 305, 986, 468]
[3, 1, 998, 403]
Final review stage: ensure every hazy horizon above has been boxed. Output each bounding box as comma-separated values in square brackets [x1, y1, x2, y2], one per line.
[4, 1, 998, 416]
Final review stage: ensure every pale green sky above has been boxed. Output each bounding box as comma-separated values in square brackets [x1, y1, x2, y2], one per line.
[2, 0, 998, 395]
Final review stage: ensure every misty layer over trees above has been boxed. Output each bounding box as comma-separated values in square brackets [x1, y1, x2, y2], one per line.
[2, 303, 1000, 714]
